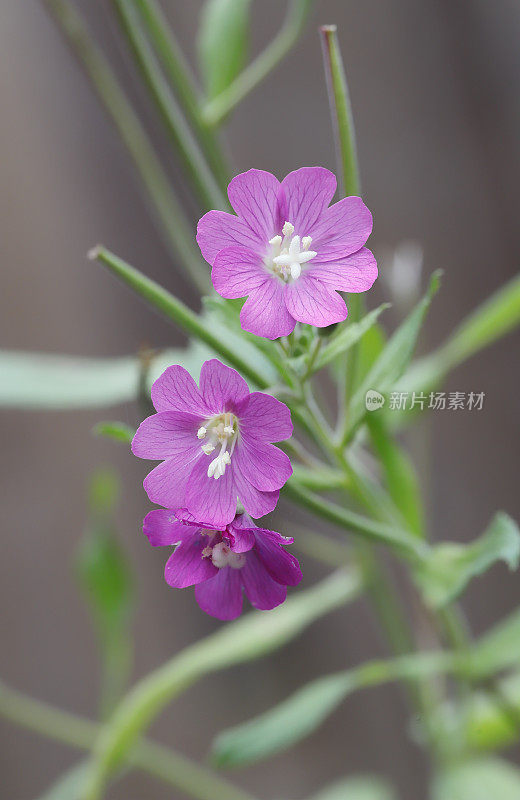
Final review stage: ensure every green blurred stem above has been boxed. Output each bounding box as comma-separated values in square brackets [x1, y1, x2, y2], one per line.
[43, 0, 210, 294]
[202, 0, 315, 126]
[111, 0, 227, 211]
[0, 680, 257, 800]
[134, 0, 231, 190]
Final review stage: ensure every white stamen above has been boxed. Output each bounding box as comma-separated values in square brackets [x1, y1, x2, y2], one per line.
[223, 424, 234, 435]
[269, 234, 282, 247]
[302, 236, 313, 250]
[290, 262, 301, 280]
[269, 222, 317, 283]
[201, 442, 215, 455]
[282, 220, 294, 237]
[197, 426, 207, 439]
[198, 412, 238, 479]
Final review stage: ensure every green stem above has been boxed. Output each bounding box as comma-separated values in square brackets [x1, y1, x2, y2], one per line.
[283, 479, 428, 560]
[0, 680, 257, 800]
[111, 0, 227, 211]
[202, 0, 315, 126]
[43, 0, 210, 294]
[319, 25, 360, 197]
[133, 0, 230, 191]
[90, 246, 267, 389]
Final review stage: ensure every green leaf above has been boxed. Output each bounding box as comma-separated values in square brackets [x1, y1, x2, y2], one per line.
[432, 757, 520, 800]
[307, 775, 397, 800]
[198, 0, 251, 101]
[93, 421, 135, 444]
[212, 671, 354, 768]
[0, 343, 209, 410]
[452, 672, 520, 752]
[416, 512, 520, 608]
[313, 304, 390, 372]
[366, 414, 424, 537]
[211, 650, 454, 769]
[348, 271, 441, 433]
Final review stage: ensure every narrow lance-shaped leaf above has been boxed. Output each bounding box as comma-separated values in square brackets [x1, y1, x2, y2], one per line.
[347, 271, 442, 435]
[93, 422, 136, 444]
[366, 414, 424, 537]
[415, 512, 520, 609]
[313, 304, 389, 373]
[198, 0, 251, 102]
[211, 650, 455, 769]
[38, 762, 90, 800]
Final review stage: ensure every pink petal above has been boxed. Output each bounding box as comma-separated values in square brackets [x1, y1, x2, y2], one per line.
[143, 509, 200, 546]
[232, 464, 279, 518]
[309, 196, 373, 258]
[285, 275, 347, 327]
[241, 550, 287, 611]
[227, 169, 284, 243]
[240, 279, 296, 339]
[185, 456, 237, 528]
[199, 359, 250, 413]
[131, 411, 201, 459]
[164, 533, 218, 588]
[237, 391, 293, 442]
[306, 247, 378, 292]
[195, 567, 243, 620]
[280, 167, 337, 234]
[151, 365, 210, 416]
[197, 210, 265, 266]
[253, 530, 302, 586]
[233, 437, 292, 492]
[212, 246, 267, 299]
[226, 525, 256, 553]
[143, 451, 200, 507]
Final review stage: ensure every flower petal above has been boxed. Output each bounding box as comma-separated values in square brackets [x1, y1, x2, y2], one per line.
[143, 509, 200, 546]
[280, 167, 337, 234]
[253, 530, 302, 586]
[212, 246, 267, 299]
[164, 533, 218, 588]
[197, 210, 265, 265]
[227, 169, 284, 243]
[237, 391, 293, 442]
[143, 451, 200, 507]
[151, 365, 210, 416]
[185, 455, 237, 528]
[195, 567, 243, 620]
[285, 275, 347, 327]
[308, 196, 373, 258]
[199, 359, 250, 413]
[232, 464, 279, 518]
[132, 411, 201, 459]
[241, 550, 287, 611]
[306, 247, 378, 292]
[226, 526, 256, 553]
[240, 279, 296, 339]
[233, 437, 292, 492]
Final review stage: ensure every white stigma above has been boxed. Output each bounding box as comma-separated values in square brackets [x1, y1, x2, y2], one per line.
[210, 542, 246, 570]
[266, 220, 317, 282]
[197, 412, 238, 479]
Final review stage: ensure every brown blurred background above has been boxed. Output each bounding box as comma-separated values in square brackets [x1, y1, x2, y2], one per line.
[1, 1, 519, 798]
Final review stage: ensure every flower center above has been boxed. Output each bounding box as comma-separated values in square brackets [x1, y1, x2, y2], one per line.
[197, 412, 238, 480]
[208, 541, 246, 570]
[265, 220, 317, 282]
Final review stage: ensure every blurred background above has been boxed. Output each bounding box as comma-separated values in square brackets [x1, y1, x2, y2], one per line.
[1, 1, 519, 798]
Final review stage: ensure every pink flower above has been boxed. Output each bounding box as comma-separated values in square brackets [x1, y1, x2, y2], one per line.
[143, 510, 302, 620]
[132, 359, 293, 528]
[197, 166, 377, 339]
